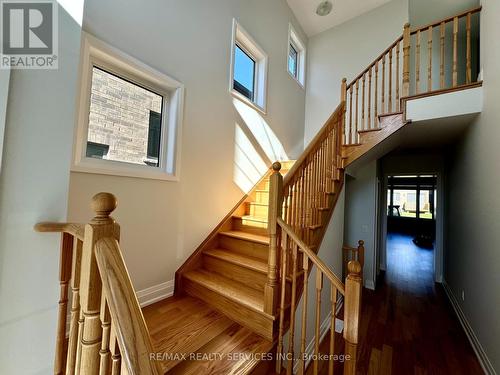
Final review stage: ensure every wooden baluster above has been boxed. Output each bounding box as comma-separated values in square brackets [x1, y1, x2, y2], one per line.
[381, 56, 386, 114]
[416, 30, 421, 94]
[299, 252, 309, 374]
[427, 26, 433, 92]
[349, 85, 353, 144]
[328, 288, 338, 375]
[402, 23, 411, 97]
[361, 74, 366, 131]
[313, 270, 323, 375]
[340, 78, 347, 145]
[79, 193, 120, 375]
[466, 13, 472, 84]
[265, 162, 283, 315]
[66, 239, 83, 375]
[396, 41, 400, 111]
[453, 16, 458, 87]
[99, 297, 111, 375]
[55, 233, 74, 375]
[388, 48, 393, 112]
[357, 240, 365, 273]
[109, 324, 121, 375]
[440, 22, 445, 89]
[286, 245, 298, 375]
[355, 80, 359, 141]
[276, 231, 289, 374]
[374, 62, 379, 127]
[367, 67, 372, 129]
[343, 261, 362, 375]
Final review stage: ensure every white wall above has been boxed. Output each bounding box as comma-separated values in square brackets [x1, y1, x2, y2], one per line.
[0, 3, 84, 374]
[304, 0, 409, 144]
[344, 162, 378, 289]
[68, 0, 308, 294]
[444, 0, 500, 372]
[0, 68, 10, 172]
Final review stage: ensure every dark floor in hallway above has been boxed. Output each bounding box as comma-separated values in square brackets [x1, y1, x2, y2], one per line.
[355, 233, 483, 374]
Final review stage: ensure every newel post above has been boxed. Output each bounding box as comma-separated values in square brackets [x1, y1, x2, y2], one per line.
[264, 162, 283, 315]
[341, 78, 347, 103]
[343, 260, 362, 375]
[78, 193, 120, 375]
[357, 240, 365, 272]
[402, 22, 411, 97]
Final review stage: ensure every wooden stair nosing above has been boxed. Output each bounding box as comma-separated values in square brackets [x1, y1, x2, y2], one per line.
[358, 127, 383, 134]
[219, 230, 269, 245]
[203, 248, 267, 274]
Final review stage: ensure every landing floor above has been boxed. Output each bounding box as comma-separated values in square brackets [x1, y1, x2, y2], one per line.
[142, 295, 273, 374]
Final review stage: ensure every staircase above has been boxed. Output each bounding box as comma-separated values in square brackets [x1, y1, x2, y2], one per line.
[35, 7, 483, 375]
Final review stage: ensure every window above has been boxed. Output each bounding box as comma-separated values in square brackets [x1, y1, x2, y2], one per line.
[73, 35, 184, 181]
[287, 24, 306, 87]
[387, 175, 437, 219]
[230, 20, 268, 113]
[233, 45, 256, 101]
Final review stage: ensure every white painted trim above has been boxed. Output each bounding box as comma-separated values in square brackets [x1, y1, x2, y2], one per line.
[0, 67, 10, 174]
[72, 33, 184, 181]
[287, 23, 306, 88]
[442, 282, 497, 375]
[136, 280, 174, 307]
[292, 296, 344, 373]
[229, 19, 268, 114]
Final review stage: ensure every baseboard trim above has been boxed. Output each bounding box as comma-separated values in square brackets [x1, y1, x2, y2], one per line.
[364, 279, 375, 290]
[442, 281, 497, 375]
[136, 280, 174, 307]
[293, 296, 344, 373]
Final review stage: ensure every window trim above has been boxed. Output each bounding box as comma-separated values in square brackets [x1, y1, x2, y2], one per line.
[72, 34, 184, 181]
[287, 23, 306, 88]
[229, 19, 268, 114]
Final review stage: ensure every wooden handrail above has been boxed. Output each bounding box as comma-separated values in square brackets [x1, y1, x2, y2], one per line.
[347, 35, 403, 89]
[95, 237, 161, 375]
[283, 101, 344, 188]
[409, 6, 482, 35]
[34, 222, 85, 241]
[277, 217, 345, 295]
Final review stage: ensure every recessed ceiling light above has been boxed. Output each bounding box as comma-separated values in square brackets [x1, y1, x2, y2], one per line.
[316, 1, 333, 16]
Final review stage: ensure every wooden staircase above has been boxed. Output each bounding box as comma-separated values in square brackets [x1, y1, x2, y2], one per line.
[34, 7, 484, 375]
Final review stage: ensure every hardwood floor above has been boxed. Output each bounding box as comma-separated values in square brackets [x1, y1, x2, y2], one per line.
[142, 295, 274, 374]
[355, 233, 483, 374]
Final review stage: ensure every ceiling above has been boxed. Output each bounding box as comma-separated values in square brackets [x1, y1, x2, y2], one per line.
[287, 0, 392, 37]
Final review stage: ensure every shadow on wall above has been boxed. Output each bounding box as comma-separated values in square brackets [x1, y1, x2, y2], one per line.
[232, 98, 289, 193]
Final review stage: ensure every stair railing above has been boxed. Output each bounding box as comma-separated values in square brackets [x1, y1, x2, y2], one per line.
[35, 193, 161, 375]
[343, 6, 482, 145]
[275, 218, 362, 375]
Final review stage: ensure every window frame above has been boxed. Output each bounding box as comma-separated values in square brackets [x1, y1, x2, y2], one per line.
[229, 19, 268, 114]
[287, 24, 306, 88]
[72, 34, 184, 181]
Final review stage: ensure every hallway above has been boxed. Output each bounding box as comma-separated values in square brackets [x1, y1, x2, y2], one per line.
[355, 233, 483, 374]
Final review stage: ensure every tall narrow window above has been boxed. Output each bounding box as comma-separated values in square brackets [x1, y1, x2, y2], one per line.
[233, 45, 256, 101]
[288, 24, 306, 87]
[230, 20, 268, 112]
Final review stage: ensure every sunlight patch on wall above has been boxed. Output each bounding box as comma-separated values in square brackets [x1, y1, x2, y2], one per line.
[57, 0, 84, 26]
[233, 98, 289, 162]
[234, 123, 267, 193]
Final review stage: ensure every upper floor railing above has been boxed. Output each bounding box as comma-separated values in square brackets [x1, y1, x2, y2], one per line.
[343, 6, 482, 145]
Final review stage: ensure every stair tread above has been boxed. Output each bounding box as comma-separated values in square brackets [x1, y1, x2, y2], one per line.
[184, 269, 265, 313]
[219, 230, 269, 245]
[204, 248, 267, 274]
[234, 214, 268, 223]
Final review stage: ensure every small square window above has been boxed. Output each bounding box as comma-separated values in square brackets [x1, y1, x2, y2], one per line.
[233, 45, 256, 101]
[86, 67, 164, 167]
[288, 43, 298, 78]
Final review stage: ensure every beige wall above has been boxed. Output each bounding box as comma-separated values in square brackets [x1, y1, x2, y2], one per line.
[444, 0, 500, 371]
[69, 0, 308, 293]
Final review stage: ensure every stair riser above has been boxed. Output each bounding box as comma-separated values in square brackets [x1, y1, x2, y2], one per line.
[249, 204, 269, 218]
[257, 179, 270, 191]
[203, 256, 267, 291]
[182, 278, 274, 341]
[255, 191, 269, 204]
[219, 235, 269, 261]
[232, 218, 268, 235]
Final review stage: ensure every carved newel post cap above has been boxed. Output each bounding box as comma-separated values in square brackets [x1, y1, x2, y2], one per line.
[272, 161, 282, 172]
[404, 22, 410, 28]
[358, 240, 365, 247]
[347, 260, 362, 275]
[342, 78, 347, 83]
[91, 192, 117, 218]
